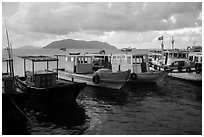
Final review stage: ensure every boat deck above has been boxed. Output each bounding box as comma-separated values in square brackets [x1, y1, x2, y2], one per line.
[58, 71, 125, 90]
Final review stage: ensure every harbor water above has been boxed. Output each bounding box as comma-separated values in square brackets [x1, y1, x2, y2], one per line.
[2, 49, 202, 135]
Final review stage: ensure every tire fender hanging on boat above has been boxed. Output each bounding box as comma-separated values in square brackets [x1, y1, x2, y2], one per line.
[130, 73, 137, 80]
[186, 67, 191, 73]
[92, 75, 100, 84]
[195, 68, 201, 74]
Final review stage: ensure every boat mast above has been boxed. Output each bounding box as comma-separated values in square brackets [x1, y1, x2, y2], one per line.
[5, 23, 14, 78]
[171, 36, 174, 50]
[158, 36, 164, 65]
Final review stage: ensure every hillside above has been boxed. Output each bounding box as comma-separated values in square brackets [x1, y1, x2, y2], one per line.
[43, 39, 117, 49]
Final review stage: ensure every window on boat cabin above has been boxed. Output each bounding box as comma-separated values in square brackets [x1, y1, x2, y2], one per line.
[83, 57, 92, 64]
[77, 57, 92, 64]
[154, 55, 156, 60]
[77, 57, 81, 63]
[84, 57, 88, 63]
[143, 55, 147, 62]
[200, 57, 202, 63]
[182, 54, 186, 58]
[169, 53, 172, 57]
[81, 57, 84, 63]
[195, 57, 198, 63]
[127, 56, 131, 64]
[164, 53, 167, 57]
[189, 56, 193, 61]
[78, 57, 84, 64]
[136, 56, 143, 63]
[178, 53, 182, 58]
[173, 53, 178, 58]
[66, 56, 73, 62]
[87, 57, 92, 63]
[71, 57, 74, 62]
[133, 56, 136, 64]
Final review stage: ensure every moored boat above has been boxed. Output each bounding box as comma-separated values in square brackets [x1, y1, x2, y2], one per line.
[149, 36, 202, 83]
[167, 50, 202, 83]
[14, 55, 86, 105]
[149, 49, 190, 71]
[111, 53, 168, 84]
[56, 54, 131, 89]
[168, 71, 202, 83]
[121, 47, 133, 53]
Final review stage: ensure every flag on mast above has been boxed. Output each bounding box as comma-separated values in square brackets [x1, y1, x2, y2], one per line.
[158, 36, 163, 40]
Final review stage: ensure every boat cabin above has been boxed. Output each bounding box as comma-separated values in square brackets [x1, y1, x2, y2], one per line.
[111, 53, 150, 73]
[64, 55, 93, 74]
[62, 53, 112, 74]
[85, 53, 112, 71]
[148, 50, 163, 65]
[19, 55, 59, 88]
[162, 50, 189, 66]
[188, 52, 202, 64]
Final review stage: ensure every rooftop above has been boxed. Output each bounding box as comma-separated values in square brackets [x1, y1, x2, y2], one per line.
[18, 55, 58, 62]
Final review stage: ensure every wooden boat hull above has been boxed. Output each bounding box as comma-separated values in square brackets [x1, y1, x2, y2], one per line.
[127, 71, 168, 83]
[14, 76, 86, 106]
[168, 71, 202, 83]
[2, 93, 28, 135]
[58, 70, 131, 89]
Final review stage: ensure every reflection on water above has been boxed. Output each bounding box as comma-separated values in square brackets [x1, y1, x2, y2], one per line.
[2, 49, 202, 135]
[3, 76, 202, 135]
[26, 104, 89, 135]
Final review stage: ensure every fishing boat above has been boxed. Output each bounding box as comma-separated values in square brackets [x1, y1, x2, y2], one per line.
[60, 48, 66, 51]
[111, 53, 168, 84]
[14, 55, 86, 105]
[149, 49, 190, 71]
[2, 27, 30, 134]
[168, 50, 202, 83]
[121, 47, 133, 53]
[149, 36, 202, 83]
[55, 54, 131, 89]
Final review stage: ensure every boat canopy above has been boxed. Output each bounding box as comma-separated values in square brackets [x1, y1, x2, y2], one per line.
[18, 55, 58, 62]
[18, 55, 59, 78]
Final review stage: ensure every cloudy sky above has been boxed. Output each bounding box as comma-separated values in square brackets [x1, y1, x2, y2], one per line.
[2, 2, 202, 49]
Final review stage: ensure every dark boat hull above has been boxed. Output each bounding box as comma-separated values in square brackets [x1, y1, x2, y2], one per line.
[2, 93, 29, 135]
[15, 76, 86, 107]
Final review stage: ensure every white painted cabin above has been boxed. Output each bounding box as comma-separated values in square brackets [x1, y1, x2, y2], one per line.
[65, 55, 93, 74]
[149, 49, 189, 67]
[64, 54, 112, 74]
[162, 50, 189, 66]
[188, 52, 202, 64]
[111, 53, 150, 73]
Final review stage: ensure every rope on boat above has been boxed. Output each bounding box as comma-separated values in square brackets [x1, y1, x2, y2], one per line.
[10, 96, 33, 124]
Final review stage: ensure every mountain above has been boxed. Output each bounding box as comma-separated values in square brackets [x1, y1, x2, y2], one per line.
[17, 45, 41, 49]
[43, 39, 117, 49]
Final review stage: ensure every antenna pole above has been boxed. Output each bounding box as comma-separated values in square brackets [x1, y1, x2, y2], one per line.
[5, 21, 14, 77]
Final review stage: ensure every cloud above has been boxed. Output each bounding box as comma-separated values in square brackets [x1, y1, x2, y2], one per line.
[2, 2, 202, 48]
[6, 2, 202, 35]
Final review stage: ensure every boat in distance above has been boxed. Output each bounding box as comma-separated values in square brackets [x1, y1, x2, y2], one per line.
[55, 54, 131, 89]
[15, 55, 86, 105]
[149, 45, 202, 83]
